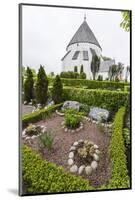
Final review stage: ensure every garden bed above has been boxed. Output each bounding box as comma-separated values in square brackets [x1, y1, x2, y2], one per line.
[22, 113, 111, 187]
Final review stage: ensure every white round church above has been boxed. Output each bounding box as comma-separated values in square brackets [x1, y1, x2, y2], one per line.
[61, 16, 103, 80]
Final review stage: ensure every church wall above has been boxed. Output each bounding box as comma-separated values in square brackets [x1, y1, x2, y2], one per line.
[62, 42, 102, 79]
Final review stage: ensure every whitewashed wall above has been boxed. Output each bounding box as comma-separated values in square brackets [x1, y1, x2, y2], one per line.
[62, 42, 102, 79]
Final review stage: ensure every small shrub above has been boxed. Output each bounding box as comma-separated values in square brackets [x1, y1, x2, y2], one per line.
[79, 72, 86, 79]
[97, 75, 103, 81]
[24, 67, 34, 102]
[40, 129, 54, 150]
[79, 103, 90, 116]
[64, 109, 83, 129]
[25, 124, 42, 136]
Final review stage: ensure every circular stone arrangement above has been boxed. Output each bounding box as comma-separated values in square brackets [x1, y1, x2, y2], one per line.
[61, 121, 84, 133]
[68, 140, 100, 176]
[22, 124, 46, 140]
[56, 110, 64, 116]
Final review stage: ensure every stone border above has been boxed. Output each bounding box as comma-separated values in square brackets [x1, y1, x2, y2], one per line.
[93, 120, 113, 128]
[61, 121, 84, 133]
[55, 110, 64, 116]
[68, 140, 100, 176]
[22, 125, 46, 140]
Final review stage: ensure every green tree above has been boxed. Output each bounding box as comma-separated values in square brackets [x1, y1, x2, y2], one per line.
[108, 63, 124, 81]
[91, 55, 100, 80]
[120, 11, 130, 32]
[35, 65, 48, 105]
[24, 67, 34, 102]
[52, 75, 63, 104]
[125, 66, 130, 82]
[116, 62, 124, 80]
[102, 56, 112, 61]
[74, 66, 78, 73]
[108, 65, 117, 81]
[50, 72, 55, 77]
[80, 65, 84, 73]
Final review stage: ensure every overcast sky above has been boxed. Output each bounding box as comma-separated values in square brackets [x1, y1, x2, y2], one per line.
[22, 5, 130, 74]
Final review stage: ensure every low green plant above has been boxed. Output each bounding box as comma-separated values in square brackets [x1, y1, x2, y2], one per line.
[40, 129, 54, 150]
[77, 140, 95, 160]
[25, 124, 42, 136]
[22, 145, 92, 194]
[64, 109, 83, 129]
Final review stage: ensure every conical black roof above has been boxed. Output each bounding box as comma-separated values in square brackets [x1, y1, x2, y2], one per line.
[67, 20, 101, 50]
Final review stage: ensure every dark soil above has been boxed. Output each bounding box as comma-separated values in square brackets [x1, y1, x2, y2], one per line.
[23, 113, 112, 187]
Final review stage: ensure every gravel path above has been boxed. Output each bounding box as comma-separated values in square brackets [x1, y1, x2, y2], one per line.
[22, 104, 34, 115]
[23, 114, 112, 187]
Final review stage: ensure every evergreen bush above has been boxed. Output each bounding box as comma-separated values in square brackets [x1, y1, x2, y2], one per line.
[52, 75, 63, 104]
[24, 67, 34, 102]
[35, 65, 48, 105]
[79, 72, 86, 79]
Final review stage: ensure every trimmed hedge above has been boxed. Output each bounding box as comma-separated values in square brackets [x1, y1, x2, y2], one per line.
[48, 78, 129, 90]
[22, 103, 63, 128]
[124, 85, 130, 92]
[22, 145, 92, 194]
[108, 107, 130, 189]
[63, 87, 129, 112]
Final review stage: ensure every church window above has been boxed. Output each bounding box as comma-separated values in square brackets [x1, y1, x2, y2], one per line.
[72, 51, 80, 60]
[83, 51, 89, 60]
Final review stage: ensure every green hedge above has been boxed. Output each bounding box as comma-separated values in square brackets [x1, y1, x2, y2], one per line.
[63, 87, 129, 112]
[108, 107, 130, 189]
[22, 103, 63, 128]
[124, 85, 130, 92]
[49, 78, 129, 90]
[22, 145, 92, 194]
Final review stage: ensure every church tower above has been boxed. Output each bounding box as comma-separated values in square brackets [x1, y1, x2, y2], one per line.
[61, 15, 102, 79]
